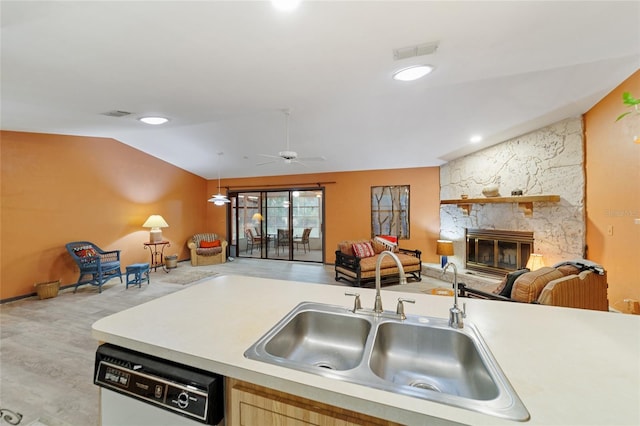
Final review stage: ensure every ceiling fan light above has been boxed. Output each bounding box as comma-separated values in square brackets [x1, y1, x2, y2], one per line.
[208, 194, 230, 205]
[209, 152, 230, 206]
[139, 116, 169, 125]
[392, 65, 434, 82]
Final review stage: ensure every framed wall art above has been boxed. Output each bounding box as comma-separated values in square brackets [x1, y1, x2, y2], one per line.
[371, 185, 410, 239]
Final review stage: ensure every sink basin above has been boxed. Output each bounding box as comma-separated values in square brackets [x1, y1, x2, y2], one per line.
[245, 302, 372, 374]
[245, 301, 530, 421]
[264, 309, 371, 371]
[370, 322, 498, 400]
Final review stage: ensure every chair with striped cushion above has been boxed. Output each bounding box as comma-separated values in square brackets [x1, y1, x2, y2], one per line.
[187, 233, 227, 266]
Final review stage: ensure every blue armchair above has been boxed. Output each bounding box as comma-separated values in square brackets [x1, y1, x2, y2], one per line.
[65, 241, 123, 293]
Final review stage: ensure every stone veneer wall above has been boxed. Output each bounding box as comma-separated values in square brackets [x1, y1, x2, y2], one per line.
[440, 117, 585, 268]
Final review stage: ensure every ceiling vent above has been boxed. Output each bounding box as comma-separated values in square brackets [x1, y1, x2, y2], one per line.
[101, 110, 133, 118]
[393, 41, 439, 61]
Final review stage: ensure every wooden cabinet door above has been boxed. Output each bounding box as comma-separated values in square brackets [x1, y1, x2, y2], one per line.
[226, 378, 401, 426]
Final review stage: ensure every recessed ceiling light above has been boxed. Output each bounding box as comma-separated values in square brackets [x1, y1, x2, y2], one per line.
[470, 135, 483, 143]
[392, 65, 434, 82]
[271, 0, 301, 12]
[139, 116, 169, 125]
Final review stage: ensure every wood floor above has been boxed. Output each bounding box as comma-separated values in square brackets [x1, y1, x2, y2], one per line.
[0, 258, 444, 426]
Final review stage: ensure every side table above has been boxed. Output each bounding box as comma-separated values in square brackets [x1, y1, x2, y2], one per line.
[126, 263, 150, 288]
[143, 241, 171, 272]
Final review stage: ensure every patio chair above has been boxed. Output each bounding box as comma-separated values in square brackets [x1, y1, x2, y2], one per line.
[276, 229, 291, 255]
[293, 228, 312, 253]
[245, 228, 262, 254]
[65, 241, 123, 293]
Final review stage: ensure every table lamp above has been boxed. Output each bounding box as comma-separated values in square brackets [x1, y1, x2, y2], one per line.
[436, 240, 454, 268]
[143, 215, 169, 243]
[526, 253, 545, 271]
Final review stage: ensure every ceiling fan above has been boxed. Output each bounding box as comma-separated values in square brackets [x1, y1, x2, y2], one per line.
[257, 109, 326, 166]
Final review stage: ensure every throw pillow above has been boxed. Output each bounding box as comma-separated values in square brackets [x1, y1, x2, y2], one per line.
[511, 267, 564, 303]
[370, 239, 387, 254]
[556, 264, 580, 276]
[200, 240, 221, 248]
[495, 268, 530, 297]
[73, 246, 97, 258]
[337, 241, 350, 256]
[352, 241, 375, 258]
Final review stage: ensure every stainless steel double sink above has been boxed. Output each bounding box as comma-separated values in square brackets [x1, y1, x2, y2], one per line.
[244, 301, 530, 421]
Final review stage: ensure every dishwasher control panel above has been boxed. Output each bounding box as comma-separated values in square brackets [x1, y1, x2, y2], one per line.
[95, 344, 223, 425]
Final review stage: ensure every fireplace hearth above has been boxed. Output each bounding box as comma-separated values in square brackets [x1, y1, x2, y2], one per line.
[466, 229, 534, 276]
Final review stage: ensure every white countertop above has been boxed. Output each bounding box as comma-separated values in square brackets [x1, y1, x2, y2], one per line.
[92, 274, 640, 426]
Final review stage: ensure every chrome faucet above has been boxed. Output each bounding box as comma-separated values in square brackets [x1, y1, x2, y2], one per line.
[442, 262, 466, 328]
[374, 251, 407, 313]
[344, 292, 362, 313]
[396, 297, 415, 320]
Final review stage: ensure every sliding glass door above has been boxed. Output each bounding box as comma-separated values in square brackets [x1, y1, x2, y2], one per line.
[230, 192, 261, 257]
[230, 188, 324, 263]
[291, 190, 322, 261]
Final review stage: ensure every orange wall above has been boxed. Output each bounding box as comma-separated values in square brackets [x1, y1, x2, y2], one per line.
[0, 131, 208, 300]
[584, 70, 640, 312]
[5, 73, 636, 306]
[205, 168, 442, 264]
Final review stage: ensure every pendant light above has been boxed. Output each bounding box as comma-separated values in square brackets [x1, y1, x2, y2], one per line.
[208, 152, 230, 206]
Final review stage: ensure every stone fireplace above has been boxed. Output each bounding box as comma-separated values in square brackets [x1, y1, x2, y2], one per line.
[466, 229, 533, 276]
[439, 117, 586, 269]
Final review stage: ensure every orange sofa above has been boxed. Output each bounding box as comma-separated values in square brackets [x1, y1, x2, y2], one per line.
[459, 261, 609, 311]
[334, 239, 421, 287]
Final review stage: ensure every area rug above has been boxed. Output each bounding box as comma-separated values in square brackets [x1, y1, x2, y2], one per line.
[153, 269, 219, 285]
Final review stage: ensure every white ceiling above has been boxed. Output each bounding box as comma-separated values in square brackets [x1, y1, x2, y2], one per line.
[2, 1, 639, 180]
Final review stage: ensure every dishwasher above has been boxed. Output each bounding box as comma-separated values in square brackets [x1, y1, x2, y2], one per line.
[94, 343, 224, 425]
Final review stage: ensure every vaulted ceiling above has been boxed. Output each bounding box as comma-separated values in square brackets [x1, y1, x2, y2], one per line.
[2, 1, 639, 179]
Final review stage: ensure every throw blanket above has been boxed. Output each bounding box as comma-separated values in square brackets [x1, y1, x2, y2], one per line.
[553, 259, 605, 275]
[374, 235, 398, 251]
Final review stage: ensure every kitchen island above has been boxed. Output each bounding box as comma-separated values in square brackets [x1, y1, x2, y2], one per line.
[92, 275, 640, 425]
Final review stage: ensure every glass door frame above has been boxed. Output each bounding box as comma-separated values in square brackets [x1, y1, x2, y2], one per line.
[228, 187, 325, 263]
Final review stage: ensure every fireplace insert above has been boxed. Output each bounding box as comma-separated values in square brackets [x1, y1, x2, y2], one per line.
[466, 229, 534, 276]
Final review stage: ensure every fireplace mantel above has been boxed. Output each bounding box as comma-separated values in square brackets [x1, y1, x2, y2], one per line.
[440, 194, 560, 217]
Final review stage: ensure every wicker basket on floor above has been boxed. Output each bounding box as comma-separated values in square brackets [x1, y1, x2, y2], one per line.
[34, 279, 61, 300]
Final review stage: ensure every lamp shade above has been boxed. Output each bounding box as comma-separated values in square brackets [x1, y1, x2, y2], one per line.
[436, 240, 454, 256]
[142, 215, 169, 229]
[209, 152, 230, 206]
[142, 215, 169, 243]
[208, 194, 230, 205]
[526, 253, 545, 271]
